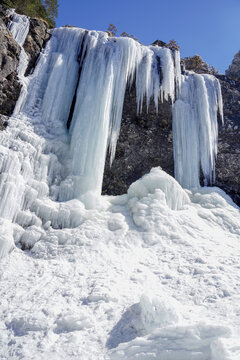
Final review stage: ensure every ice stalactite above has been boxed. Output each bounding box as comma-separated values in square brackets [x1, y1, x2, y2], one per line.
[172, 72, 223, 189]
[7, 10, 30, 115]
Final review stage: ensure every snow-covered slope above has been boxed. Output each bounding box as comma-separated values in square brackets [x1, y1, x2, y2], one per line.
[0, 13, 239, 360]
[1, 175, 240, 359]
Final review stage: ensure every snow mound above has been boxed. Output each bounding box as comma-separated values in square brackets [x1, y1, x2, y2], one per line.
[128, 167, 190, 210]
[54, 311, 94, 334]
[0, 219, 14, 259]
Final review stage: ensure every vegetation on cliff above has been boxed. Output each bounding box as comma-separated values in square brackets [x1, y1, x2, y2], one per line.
[2, 0, 58, 27]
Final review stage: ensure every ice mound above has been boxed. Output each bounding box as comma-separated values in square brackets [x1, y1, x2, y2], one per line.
[0, 219, 15, 259]
[127, 167, 190, 211]
[110, 322, 231, 360]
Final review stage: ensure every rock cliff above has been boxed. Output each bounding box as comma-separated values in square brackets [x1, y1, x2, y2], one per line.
[0, 4, 50, 118]
[0, 5, 21, 116]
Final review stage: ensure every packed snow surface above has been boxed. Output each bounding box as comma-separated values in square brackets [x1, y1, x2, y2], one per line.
[1, 169, 240, 359]
[0, 17, 239, 360]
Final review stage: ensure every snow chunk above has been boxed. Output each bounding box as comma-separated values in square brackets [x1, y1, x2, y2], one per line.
[107, 294, 181, 349]
[54, 311, 93, 334]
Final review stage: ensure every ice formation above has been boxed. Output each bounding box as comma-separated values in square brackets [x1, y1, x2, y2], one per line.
[4, 16, 222, 202]
[16, 27, 181, 198]
[173, 72, 223, 189]
[0, 15, 225, 255]
[7, 10, 30, 115]
[7, 10, 29, 47]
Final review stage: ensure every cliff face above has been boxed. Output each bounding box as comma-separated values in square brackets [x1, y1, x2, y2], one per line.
[23, 17, 50, 76]
[215, 75, 240, 205]
[0, 6, 21, 116]
[226, 50, 240, 80]
[0, 11, 239, 206]
[0, 5, 50, 119]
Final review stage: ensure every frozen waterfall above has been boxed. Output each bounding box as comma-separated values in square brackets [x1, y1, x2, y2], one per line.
[14, 26, 182, 199]
[7, 10, 30, 115]
[7, 10, 29, 47]
[0, 20, 223, 229]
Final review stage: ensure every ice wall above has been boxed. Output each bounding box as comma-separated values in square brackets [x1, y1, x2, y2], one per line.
[172, 72, 223, 189]
[5, 24, 223, 208]
[12, 27, 181, 199]
[0, 22, 225, 258]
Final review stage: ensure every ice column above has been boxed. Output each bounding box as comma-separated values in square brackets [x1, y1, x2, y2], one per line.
[172, 72, 223, 189]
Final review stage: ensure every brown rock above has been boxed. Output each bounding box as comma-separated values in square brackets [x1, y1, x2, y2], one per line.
[24, 17, 51, 76]
[0, 5, 21, 116]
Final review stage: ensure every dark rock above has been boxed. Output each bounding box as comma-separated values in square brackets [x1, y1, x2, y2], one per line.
[102, 86, 173, 195]
[23, 17, 50, 76]
[0, 5, 21, 116]
[0, 114, 9, 130]
[215, 75, 240, 206]
[152, 40, 167, 47]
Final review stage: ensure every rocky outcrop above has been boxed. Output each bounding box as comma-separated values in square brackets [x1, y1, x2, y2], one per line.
[102, 89, 173, 195]
[182, 54, 219, 75]
[226, 50, 240, 80]
[23, 17, 50, 76]
[0, 5, 21, 116]
[215, 75, 240, 206]
[0, 6, 50, 115]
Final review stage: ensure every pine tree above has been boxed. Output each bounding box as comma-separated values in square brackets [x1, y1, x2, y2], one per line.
[42, 0, 58, 28]
[2, 0, 59, 28]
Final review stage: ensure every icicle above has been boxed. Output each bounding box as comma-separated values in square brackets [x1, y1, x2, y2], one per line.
[172, 72, 223, 189]
[68, 34, 181, 198]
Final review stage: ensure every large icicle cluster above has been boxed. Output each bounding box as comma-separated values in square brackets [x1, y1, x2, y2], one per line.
[0, 16, 224, 257]
[69, 32, 181, 197]
[172, 72, 223, 189]
[15, 27, 181, 199]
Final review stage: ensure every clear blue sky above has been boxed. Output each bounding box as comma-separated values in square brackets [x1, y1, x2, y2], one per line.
[56, 0, 240, 74]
